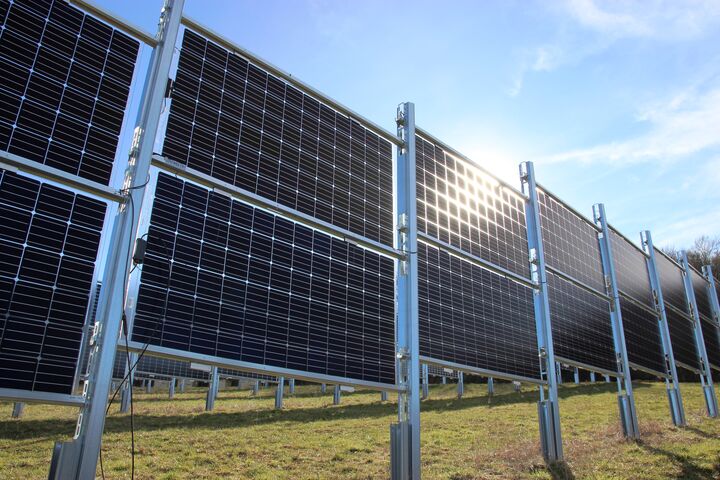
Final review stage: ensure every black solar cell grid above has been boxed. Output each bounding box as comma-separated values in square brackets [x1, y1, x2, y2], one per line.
[415, 135, 530, 279]
[0, 0, 139, 185]
[619, 299, 665, 375]
[0, 169, 106, 394]
[162, 29, 394, 246]
[537, 189, 605, 293]
[689, 269, 713, 322]
[608, 228, 653, 307]
[665, 307, 697, 371]
[417, 241, 540, 380]
[654, 249, 689, 314]
[545, 271, 617, 373]
[130, 173, 396, 385]
[702, 321, 720, 370]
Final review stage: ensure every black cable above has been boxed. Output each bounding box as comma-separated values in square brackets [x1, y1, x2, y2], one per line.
[99, 204, 173, 479]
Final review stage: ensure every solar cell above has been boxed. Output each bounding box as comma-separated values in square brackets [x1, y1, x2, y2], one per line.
[130, 173, 396, 385]
[417, 241, 540, 380]
[619, 300, 665, 375]
[545, 271, 617, 373]
[0, 0, 139, 185]
[162, 29, 394, 245]
[654, 249, 688, 314]
[0, 169, 106, 394]
[415, 135, 530, 278]
[537, 189, 605, 293]
[609, 228, 654, 307]
[664, 307, 697, 371]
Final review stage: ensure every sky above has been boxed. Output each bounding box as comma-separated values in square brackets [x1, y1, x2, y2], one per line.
[99, 0, 720, 250]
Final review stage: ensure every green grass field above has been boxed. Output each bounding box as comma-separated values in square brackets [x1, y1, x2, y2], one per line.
[1, 381, 719, 479]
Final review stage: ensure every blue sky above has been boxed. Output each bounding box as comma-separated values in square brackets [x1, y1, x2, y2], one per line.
[102, 0, 720, 249]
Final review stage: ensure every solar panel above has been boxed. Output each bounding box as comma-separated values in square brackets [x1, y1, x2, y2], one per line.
[162, 29, 394, 246]
[0, 169, 106, 394]
[130, 173, 396, 385]
[664, 307, 697, 371]
[654, 249, 688, 314]
[689, 268, 713, 322]
[619, 300, 665, 375]
[417, 241, 540, 380]
[545, 271, 617, 373]
[702, 321, 720, 370]
[608, 229, 653, 307]
[0, 0, 139, 185]
[415, 135, 530, 278]
[537, 188, 605, 293]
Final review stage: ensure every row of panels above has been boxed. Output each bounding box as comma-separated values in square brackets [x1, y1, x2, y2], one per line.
[1, 3, 719, 401]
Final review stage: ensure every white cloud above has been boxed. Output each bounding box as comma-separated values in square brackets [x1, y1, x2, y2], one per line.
[652, 210, 720, 248]
[541, 83, 720, 165]
[509, 0, 720, 96]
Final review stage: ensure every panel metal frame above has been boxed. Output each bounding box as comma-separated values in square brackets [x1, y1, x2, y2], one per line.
[679, 253, 718, 417]
[519, 161, 563, 462]
[592, 203, 639, 438]
[641, 231, 686, 426]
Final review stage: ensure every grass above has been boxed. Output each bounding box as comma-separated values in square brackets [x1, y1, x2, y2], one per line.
[1, 381, 719, 479]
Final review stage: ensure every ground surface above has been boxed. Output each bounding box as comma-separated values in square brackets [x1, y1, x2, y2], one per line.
[1, 381, 719, 479]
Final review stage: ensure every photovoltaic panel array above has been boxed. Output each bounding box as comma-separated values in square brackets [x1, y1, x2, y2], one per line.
[619, 300, 665, 375]
[545, 271, 617, 373]
[417, 241, 540, 380]
[664, 307, 697, 371]
[131, 173, 396, 385]
[608, 228, 653, 307]
[0, 169, 106, 394]
[162, 29, 394, 245]
[415, 135, 530, 279]
[654, 249, 688, 315]
[0, 0, 139, 185]
[689, 269, 713, 322]
[111, 353, 273, 382]
[536, 188, 605, 293]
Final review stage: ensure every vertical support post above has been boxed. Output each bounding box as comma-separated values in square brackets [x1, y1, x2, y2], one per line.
[520, 161, 564, 462]
[333, 385, 342, 405]
[513, 381, 521, 392]
[604, 375, 610, 383]
[593, 203, 640, 438]
[168, 378, 175, 399]
[289, 378, 296, 395]
[320, 383, 327, 394]
[642, 231, 687, 426]
[179, 379, 186, 393]
[441, 376, 447, 385]
[146, 379, 153, 394]
[573, 368, 580, 384]
[11, 403, 25, 418]
[252, 380, 260, 396]
[48, 1, 186, 478]
[120, 380, 131, 413]
[275, 377, 285, 410]
[590, 372, 596, 383]
[457, 372, 464, 399]
[381, 391, 389, 402]
[487, 378, 494, 396]
[556, 363, 563, 384]
[206, 367, 218, 411]
[421, 364, 429, 400]
[703, 265, 720, 368]
[391, 102, 421, 479]
[679, 253, 718, 417]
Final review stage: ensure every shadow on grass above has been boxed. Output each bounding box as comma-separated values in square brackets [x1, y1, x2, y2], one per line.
[0, 382, 651, 440]
[638, 442, 719, 480]
[547, 461, 576, 480]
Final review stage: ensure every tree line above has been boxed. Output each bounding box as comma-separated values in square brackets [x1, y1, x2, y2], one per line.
[662, 235, 720, 280]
